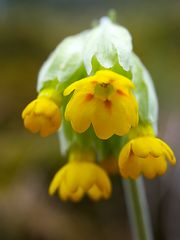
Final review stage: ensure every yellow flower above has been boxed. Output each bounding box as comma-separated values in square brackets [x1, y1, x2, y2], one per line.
[49, 150, 112, 202]
[119, 136, 176, 179]
[22, 89, 61, 137]
[64, 70, 138, 139]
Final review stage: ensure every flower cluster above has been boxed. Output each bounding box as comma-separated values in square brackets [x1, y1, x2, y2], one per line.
[22, 16, 176, 202]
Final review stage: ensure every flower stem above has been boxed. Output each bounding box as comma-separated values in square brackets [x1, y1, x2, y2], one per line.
[123, 178, 154, 240]
[108, 9, 117, 23]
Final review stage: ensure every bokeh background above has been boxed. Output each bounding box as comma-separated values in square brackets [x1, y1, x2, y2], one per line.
[0, 0, 180, 239]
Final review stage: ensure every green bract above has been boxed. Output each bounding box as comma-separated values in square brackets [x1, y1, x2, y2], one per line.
[37, 17, 132, 90]
[130, 53, 158, 133]
[37, 31, 87, 91]
[83, 17, 132, 74]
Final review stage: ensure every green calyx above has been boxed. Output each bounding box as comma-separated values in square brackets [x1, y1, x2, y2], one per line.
[38, 88, 61, 106]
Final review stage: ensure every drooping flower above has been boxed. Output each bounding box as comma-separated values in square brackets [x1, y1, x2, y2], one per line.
[22, 89, 61, 137]
[64, 70, 138, 140]
[49, 150, 112, 202]
[119, 136, 176, 179]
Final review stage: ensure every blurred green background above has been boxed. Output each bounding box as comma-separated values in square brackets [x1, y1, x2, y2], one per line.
[0, 0, 180, 239]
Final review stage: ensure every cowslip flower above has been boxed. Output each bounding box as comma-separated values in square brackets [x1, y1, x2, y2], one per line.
[119, 136, 176, 179]
[64, 70, 138, 139]
[22, 16, 176, 203]
[22, 89, 61, 137]
[49, 150, 112, 202]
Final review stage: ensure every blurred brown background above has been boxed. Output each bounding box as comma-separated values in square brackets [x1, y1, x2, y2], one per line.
[0, 0, 180, 239]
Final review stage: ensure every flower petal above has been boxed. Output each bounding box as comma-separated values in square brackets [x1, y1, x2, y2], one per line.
[69, 187, 84, 202]
[88, 185, 103, 201]
[58, 182, 69, 201]
[64, 76, 96, 96]
[34, 98, 58, 117]
[24, 114, 40, 133]
[22, 100, 36, 118]
[49, 166, 67, 195]
[120, 154, 141, 179]
[96, 70, 134, 89]
[140, 155, 167, 179]
[92, 92, 138, 139]
[158, 139, 176, 165]
[96, 168, 112, 198]
[65, 92, 95, 133]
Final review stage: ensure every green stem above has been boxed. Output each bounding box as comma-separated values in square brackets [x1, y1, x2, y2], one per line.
[108, 9, 117, 23]
[123, 178, 153, 240]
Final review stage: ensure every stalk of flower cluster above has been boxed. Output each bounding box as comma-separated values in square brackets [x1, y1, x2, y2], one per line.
[123, 178, 153, 240]
[21, 13, 176, 240]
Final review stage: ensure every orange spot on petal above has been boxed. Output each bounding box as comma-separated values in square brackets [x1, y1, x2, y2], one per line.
[85, 94, 94, 101]
[116, 89, 127, 96]
[104, 100, 112, 110]
[91, 80, 98, 85]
